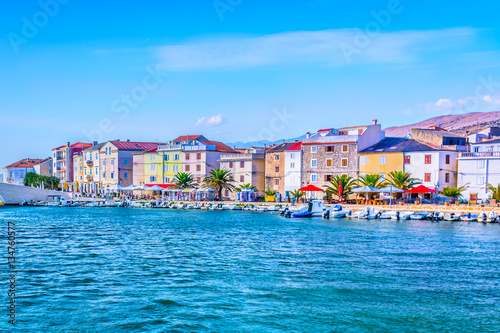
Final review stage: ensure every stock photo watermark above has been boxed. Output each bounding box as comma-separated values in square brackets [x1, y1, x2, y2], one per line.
[83, 65, 169, 142]
[339, 0, 411, 64]
[246, 107, 296, 143]
[213, 0, 243, 21]
[7, 0, 71, 54]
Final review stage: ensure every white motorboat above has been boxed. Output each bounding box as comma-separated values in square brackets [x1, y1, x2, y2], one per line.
[409, 212, 430, 220]
[460, 213, 478, 222]
[256, 206, 268, 212]
[379, 211, 398, 219]
[487, 211, 499, 223]
[322, 205, 351, 219]
[357, 206, 381, 219]
[395, 211, 414, 220]
[443, 213, 460, 221]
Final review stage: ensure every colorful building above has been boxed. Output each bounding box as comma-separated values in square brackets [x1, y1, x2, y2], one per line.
[301, 120, 384, 190]
[73, 142, 106, 193]
[3, 158, 43, 185]
[284, 141, 302, 198]
[264, 142, 296, 197]
[52, 142, 93, 186]
[219, 147, 265, 200]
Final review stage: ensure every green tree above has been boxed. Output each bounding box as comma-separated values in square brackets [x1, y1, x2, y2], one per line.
[486, 183, 500, 201]
[236, 183, 258, 192]
[173, 172, 196, 189]
[325, 175, 356, 201]
[202, 169, 235, 200]
[357, 174, 387, 188]
[439, 186, 466, 199]
[45, 176, 60, 190]
[387, 171, 421, 191]
[23, 172, 40, 187]
[264, 189, 278, 196]
[290, 190, 305, 201]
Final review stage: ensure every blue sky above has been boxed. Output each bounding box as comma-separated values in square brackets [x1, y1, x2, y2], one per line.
[1, 0, 500, 168]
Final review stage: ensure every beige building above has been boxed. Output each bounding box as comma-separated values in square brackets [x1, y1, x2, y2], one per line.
[33, 158, 53, 177]
[264, 142, 295, 197]
[73, 142, 106, 193]
[52, 142, 93, 185]
[219, 147, 265, 200]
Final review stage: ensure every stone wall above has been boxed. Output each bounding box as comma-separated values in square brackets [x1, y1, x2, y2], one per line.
[0, 182, 71, 205]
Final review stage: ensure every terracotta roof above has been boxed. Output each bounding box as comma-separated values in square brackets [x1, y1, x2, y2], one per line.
[359, 137, 439, 153]
[337, 125, 369, 130]
[427, 125, 447, 131]
[199, 140, 236, 153]
[318, 128, 333, 132]
[286, 141, 302, 151]
[266, 142, 296, 153]
[5, 158, 44, 169]
[53, 142, 93, 150]
[110, 141, 162, 150]
[173, 135, 205, 142]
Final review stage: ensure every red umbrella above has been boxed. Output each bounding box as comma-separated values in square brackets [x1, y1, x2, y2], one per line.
[338, 181, 343, 202]
[298, 184, 324, 192]
[406, 185, 437, 194]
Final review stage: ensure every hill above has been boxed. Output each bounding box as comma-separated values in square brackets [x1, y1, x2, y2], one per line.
[384, 111, 500, 137]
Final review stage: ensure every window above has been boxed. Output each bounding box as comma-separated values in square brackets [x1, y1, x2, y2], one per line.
[325, 175, 332, 182]
[341, 158, 348, 167]
[124, 172, 128, 179]
[150, 176, 156, 182]
[90, 169, 92, 175]
[111, 172, 114, 179]
[274, 155, 280, 160]
[174, 154, 179, 161]
[274, 179, 280, 185]
[185, 154, 190, 160]
[445, 155, 450, 165]
[477, 176, 485, 186]
[311, 159, 317, 168]
[360, 156, 367, 166]
[240, 175, 245, 182]
[326, 159, 333, 167]
[290, 152, 295, 159]
[95, 153, 98, 159]
[311, 174, 317, 183]
[404, 156, 411, 165]
[95, 168, 97, 174]
[229, 162, 234, 168]
[473, 146, 480, 153]
[275, 166, 280, 173]
[326, 146, 333, 152]
[151, 164, 156, 171]
[84, 169, 87, 175]
[196, 153, 201, 160]
[290, 162, 295, 168]
[164, 165, 168, 172]
[111, 160, 114, 165]
[424, 173, 431, 182]
[196, 165, 201, 172]
[240, 161, 245, 168]
[164, 155, 169, 161]
[123, 159, 128, 165]
[380, 156, 386, 165]
[342, 145, 348, 152]
[311, 146, 317, 153]
[103, 173, 105, 179]
[477, 160, 485, 169]
[150, 154, 155, 161]
[103, 160, 105, 166]
[173, 165, 178, 172]
[224, 190, 229, 197]
[165, 177, 170, 183]
[197, 177, 201, 183]
[75, 166, 77, 172]
[425, 155, 432, 164]
[445, 173, 450, 183]
[185, 165, 190, 172]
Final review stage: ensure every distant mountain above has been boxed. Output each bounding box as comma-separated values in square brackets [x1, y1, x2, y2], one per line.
[227, 135, 306, 149]
[384, 111, 500, 137]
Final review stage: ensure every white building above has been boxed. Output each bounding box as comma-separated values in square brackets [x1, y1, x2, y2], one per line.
[458, 138, 500, 202]
[467, 126, 500, 144]
[3, 158, 43, 185]
[404, 150, 458, 191]
[284, 141, 302, 198]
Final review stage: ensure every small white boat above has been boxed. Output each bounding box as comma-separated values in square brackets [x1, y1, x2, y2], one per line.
[257, 206, 268, 212]
[323, 205, 351, 219]
[379, 211, 398, 219]
[487, 212, 499, 223]
[409, 212, 430, 220]
[290, 200, 326, 218]
[460, 213, 478, 222]
[395, 211, 414, 220]
[357, 206, 381, 219]
[443, 213, 460, 221]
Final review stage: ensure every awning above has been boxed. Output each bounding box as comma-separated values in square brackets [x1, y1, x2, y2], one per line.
[406, 185, 437, 194]
[298, 185, 324, 192]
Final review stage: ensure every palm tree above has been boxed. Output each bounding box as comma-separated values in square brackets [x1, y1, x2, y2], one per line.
[202, 169, 235, 200]
[486, 183, 500, 201]
[236, 183, 258, 192]
[439, 186, 466, 199]
[325, 175, 356, 201]
[357, 174, 387, 188]
[290, 190, 305, 202]
[264, 189, 278, 196]
[387, 171, 421, 191]
[173, 172, 196, 189]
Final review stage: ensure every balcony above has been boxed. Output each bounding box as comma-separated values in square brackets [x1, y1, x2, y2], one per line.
[460, 152, 500, 158]
[55, 153, 65, 160]
[220, 153, 265, 161]
[86, 160, 93, 166]
[157, 144, 182, 151]
[56, 165, 66, 171]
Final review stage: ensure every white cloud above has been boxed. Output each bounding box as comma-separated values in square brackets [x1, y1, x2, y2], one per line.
[155, 28, 477, 70]
[410, 93, 500, 115]
[194, 113, 226, 127]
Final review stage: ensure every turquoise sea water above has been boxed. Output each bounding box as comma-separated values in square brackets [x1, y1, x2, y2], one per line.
[1, 207, 500, 332]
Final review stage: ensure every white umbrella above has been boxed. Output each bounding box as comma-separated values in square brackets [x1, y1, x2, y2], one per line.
[378, 185, 404, 207]
[351, 186, 379, 193]
[134, 185, 149, 190]
[148, 185, 164, 191]
[122, 185, 138, 191]
[108, 184, 124, 191]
